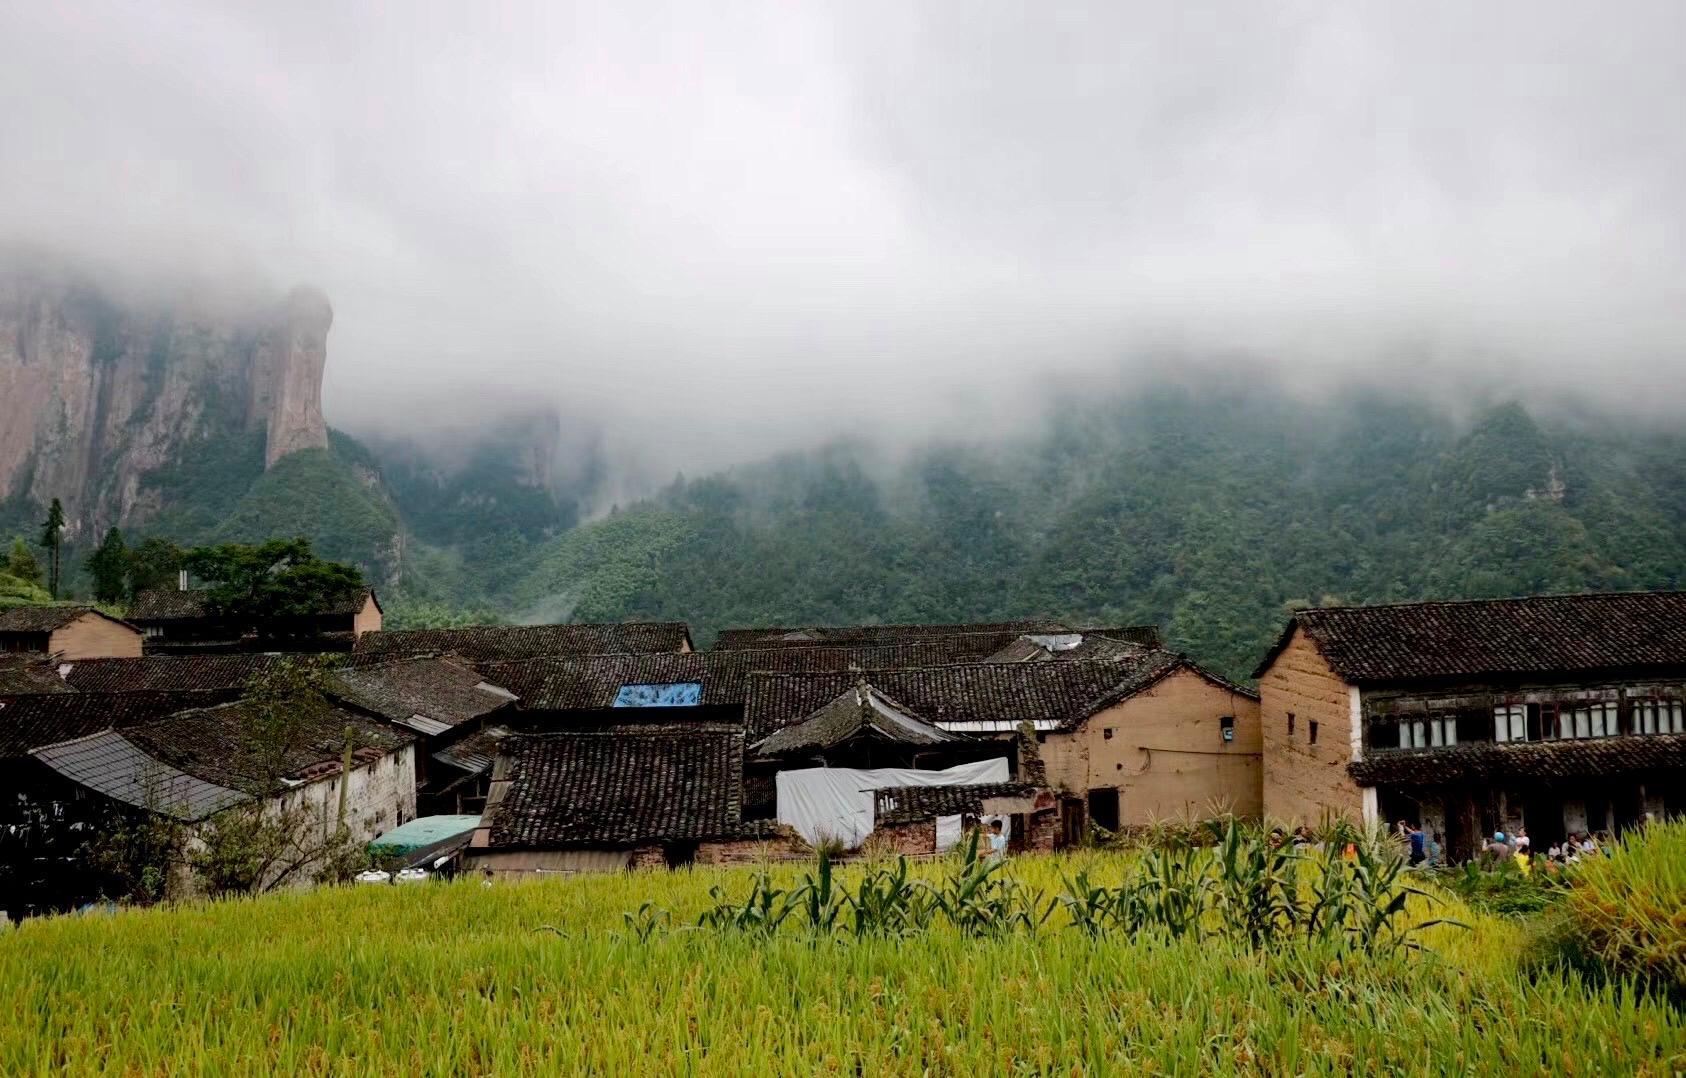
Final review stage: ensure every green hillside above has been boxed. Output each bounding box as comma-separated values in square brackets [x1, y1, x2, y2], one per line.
[490, 390, 1686, 678]
[12, 385, 1685, 675]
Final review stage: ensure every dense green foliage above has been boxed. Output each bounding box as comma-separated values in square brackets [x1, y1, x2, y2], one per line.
[81, 528, 129, 604]
[480, 390, 1686, 677]
[183, 539, 364, 622]
[2, 847, 1680, 1074]
[139, 430, 401, 583]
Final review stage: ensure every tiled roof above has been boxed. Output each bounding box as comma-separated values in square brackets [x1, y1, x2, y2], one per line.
[59, 655, 289, 693]
[353, 622, 692, 660]
[327, 658, 514, 735]
[1256, 591, 1686, 684]
[483, 725, 745, 849]
[872, 783, 1039, 826]
[1348, 734, 1686, 786]
[0, 654, 70, 694]
[431, 725, 510, 775]
[743, 652, 1187, 738]
[0, 692, 225, 759]
[712, 621, 1162, 650]
[0, 605, 129, 634]
[753, 683, 959, 755]
[33, 731, 250, 822]
[128, 587, 373, 622]
[122, 699, 411, 794]
[482, 641, 1069, 713]
[983, 634, 1145, 663]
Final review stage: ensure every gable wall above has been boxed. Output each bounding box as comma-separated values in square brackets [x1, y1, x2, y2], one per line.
[1039, 667, 1262, 825]
[1259, 626, 1364, 822]
[49, 615, 143, 660]
[353, 596, 382, 638]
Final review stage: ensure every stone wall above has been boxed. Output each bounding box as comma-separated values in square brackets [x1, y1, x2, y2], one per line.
[695, 831, 810, 865]
[1258, 627, 1365, 823]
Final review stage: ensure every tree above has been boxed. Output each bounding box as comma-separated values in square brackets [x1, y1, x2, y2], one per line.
[182, 538, 364, 628]
[4, 538, 41, 586]
[38, 499, 65, 598]
[125, 536, 185, 599]
[84, 527, 129, 604]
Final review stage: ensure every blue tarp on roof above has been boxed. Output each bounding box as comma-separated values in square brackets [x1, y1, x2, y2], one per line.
[613, 682, 702, 707]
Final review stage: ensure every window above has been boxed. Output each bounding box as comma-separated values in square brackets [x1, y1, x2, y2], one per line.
[1308, 720, 1319, 745]
[1287, 713, 1296, 736]
[1552, 701, 1617, 740]
[1103, 727, 1114, 740]
[1220, 716, 1235, 742]
[1494, 705, 1527, 743]
[1401, 715, 1457, 748]
[1633, 699, 1685, 735]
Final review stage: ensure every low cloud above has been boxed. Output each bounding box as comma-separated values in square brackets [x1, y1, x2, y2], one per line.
[2, 2, 1682, 476]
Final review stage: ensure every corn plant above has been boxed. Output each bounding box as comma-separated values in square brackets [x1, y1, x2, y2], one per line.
[842, 856, 927, 938]
[697, 872, 795, 936]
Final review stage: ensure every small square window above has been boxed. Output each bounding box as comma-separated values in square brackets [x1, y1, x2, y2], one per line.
[1103, 728, 1114, 740]
[1220, 716, 1235, 742]
[1309, 721, 1319, 745]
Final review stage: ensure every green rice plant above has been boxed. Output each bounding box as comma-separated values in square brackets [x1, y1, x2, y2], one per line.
[2, 851, 1684, 1074]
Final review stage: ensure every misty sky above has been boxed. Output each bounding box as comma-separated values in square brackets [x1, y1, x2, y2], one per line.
[3, 2, 1683, 473]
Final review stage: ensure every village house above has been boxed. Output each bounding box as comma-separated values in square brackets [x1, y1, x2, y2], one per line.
[1254, 592, 1686, 860]
[2, 691, 413, 912]
[0, 606, 143, 660]
[128, 585, 382, 653]
[466, 724, 796, 873]
[744, 650, 1262, 841]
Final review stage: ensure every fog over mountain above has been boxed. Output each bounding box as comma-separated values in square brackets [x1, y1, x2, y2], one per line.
[2, 2, 1683, 479]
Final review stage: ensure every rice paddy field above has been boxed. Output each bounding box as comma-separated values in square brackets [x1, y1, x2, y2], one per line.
[3, 846, 1683, 1076]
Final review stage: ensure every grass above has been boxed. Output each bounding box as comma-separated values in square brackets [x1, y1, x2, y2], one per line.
[3, 848, 1682, 1075]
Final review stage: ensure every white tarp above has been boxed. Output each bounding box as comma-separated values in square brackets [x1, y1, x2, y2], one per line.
[936, 814, 965, 852]
[775, 758, 1011, 847]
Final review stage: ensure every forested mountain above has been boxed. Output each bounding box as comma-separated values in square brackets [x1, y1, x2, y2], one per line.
[394, 387, 1686, 679]
[6, 290, 1683, 682]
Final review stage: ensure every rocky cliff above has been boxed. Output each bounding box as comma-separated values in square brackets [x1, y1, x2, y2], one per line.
[0, 266, 333, 538]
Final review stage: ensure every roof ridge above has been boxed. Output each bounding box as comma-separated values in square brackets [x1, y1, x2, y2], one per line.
[1299, 588, 1686, 615]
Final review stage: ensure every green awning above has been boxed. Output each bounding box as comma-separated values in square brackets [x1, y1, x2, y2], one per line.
[369, 815, 480, 856]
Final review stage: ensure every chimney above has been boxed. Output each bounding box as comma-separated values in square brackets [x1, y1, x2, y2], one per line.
[178, 569, 189, 591]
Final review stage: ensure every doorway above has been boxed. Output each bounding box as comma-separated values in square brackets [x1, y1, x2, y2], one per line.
[1087, 788, 1120, 833]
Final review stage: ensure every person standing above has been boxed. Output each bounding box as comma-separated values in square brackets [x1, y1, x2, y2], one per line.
[986, 819, 1007, 862]
[1407, 824, 1427, 867]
